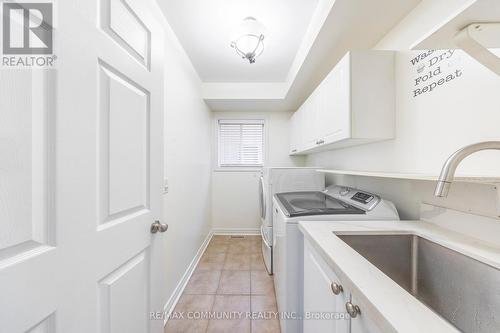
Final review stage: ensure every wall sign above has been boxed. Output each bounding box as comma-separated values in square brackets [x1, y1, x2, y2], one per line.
[410, 49, 463, 98]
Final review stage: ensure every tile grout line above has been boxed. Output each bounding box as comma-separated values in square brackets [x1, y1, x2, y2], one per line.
[204, 292, 216, 333]
[250, 265, 254, 333]
[215, 239, 225, 295]
[223, 242, 231, 268]
[176, 236, 269, 333]
[205, 238, 222, 333]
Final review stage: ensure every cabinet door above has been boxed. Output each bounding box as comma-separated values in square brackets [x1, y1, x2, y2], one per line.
[289, 111, 299, 154]
[301, 91, 319, 150]
[303, 242, 350, 333]
[317, 54, 351, 145]
[349, 295, 384, 333]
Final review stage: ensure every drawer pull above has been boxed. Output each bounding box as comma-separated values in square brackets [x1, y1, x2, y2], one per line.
[346, 302, 361, 318]
[330, 282, 343, 295]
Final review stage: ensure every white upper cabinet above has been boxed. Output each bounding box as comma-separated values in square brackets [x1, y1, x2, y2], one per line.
[316, 55, 351, 144]
[290, 51, 395, 155]
[289, 110, 300, 154]
[289, 106, 306, 154]
[303, 89, 321, 149]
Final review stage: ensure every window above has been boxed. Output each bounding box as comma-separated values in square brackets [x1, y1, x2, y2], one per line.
[218, 119, 264, 167]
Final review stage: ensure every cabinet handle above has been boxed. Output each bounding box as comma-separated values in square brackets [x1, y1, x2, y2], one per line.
[345, 302, 361, 318]
[291, 149, 297, 153]
[330, 282, 343, 295]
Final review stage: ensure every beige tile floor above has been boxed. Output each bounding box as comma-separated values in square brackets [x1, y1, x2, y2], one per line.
[165, 235, 280, 333]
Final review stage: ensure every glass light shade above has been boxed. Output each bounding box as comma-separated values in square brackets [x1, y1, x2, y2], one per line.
[230, 17, 266, 64]
[238, 16, 265, 36]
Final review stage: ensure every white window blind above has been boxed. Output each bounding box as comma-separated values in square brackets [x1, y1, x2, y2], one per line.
[218, 119, 264, 167]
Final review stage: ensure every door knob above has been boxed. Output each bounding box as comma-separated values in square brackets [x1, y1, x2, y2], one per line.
[151, 220, 168, 234]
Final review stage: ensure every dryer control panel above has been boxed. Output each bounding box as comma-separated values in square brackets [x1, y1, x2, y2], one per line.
[325, 186, 381, 211]
[351, 192, 374, 204]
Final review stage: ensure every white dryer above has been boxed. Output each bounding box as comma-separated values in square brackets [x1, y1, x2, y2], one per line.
[272, 185, 400, 333]
[259, 167, 324, 274]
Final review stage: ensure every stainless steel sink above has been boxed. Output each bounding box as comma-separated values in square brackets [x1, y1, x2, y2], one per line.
[336, 234, 500, 333]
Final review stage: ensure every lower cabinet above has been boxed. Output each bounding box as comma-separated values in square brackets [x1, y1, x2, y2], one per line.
[303, 241, 350, 333]
[350, 294, 384, 333]
[303, 239, 384, 333]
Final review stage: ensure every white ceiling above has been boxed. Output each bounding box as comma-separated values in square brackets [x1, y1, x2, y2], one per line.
[159, 0, 320, 82]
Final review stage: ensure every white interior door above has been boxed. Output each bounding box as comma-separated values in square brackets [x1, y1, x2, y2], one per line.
[0, 1, 166, 332]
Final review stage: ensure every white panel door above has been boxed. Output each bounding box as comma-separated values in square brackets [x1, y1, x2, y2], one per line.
[0, 1, 166, 332]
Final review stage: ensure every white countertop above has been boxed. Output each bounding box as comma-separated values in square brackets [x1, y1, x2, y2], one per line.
[298, 219, 500, 333]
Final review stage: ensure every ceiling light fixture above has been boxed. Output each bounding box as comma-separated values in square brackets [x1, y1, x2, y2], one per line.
[230, 17, 265, 64]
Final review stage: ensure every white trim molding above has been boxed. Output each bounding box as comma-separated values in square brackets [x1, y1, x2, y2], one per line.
[162, 230, 213, 326]
[212, 228, 260, 235]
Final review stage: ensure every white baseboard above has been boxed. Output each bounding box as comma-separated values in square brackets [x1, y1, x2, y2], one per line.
[162, 230, 213, 326]
[212, 227, 260, 235]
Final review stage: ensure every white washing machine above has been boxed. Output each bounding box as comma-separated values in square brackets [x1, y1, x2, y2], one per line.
[272, 185, 400, 333]
[259, 167, 324, 274]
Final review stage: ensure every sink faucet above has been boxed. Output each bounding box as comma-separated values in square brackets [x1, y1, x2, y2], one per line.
[434, 141, 500, 197]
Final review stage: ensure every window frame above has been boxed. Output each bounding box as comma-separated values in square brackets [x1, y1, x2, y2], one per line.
[214, 117, 267, 172]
